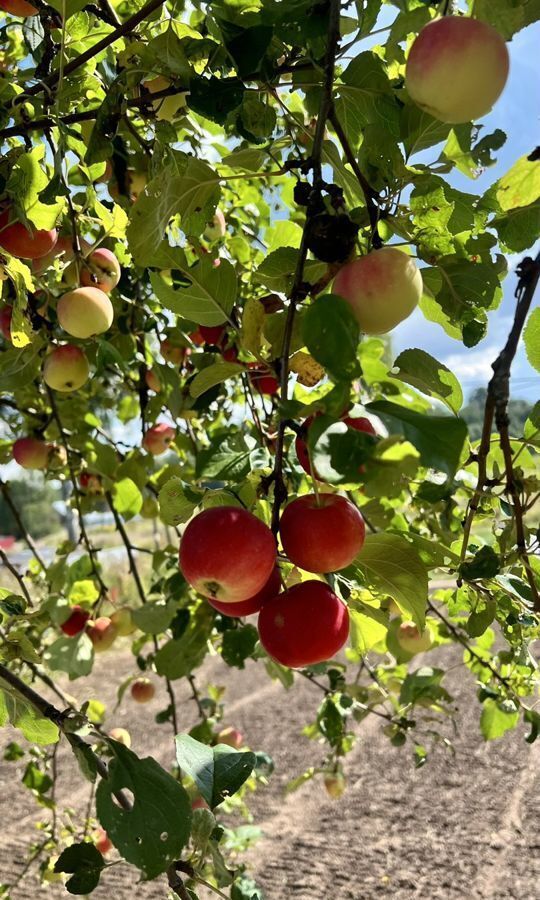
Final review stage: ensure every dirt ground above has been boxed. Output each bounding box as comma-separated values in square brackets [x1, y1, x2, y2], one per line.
[1, 644, 539, 900]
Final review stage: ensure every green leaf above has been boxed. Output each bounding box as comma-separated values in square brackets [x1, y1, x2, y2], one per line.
[348, 605, 387, 656]
[308, 416, 377, 485]
[492, 200, 540, 252]
[496, 154, 540, 211]
[44, 634, 94, 680]
[158, 477, 201, 526]
[473, 0, 540, 39]
[54, 842, 105, 895]
[254, 247, 326, 294]
[303, 294, 360, 382]
[6, 145, 64, 229]
[221, 625, 259, 668]
[367, 399, 468, 478]
[154, 603, 214, 679]
[189, 361, 244, 399]
[112, 478, 143, 520]
[459, 545, 500, 582]
[392, 349, 463, 413]
[524, 308, 540, 372]
[150, 252, 237, 325]
[336, 52, 400, 144]
[95, 743, 192, 879]
[480, 699, 519, 740]
[0, 688, 59, 745]
[353, 533, 428, 629]
[132, 599, 177, 634]
[175, 734, 256, 808]
[399, 667, 450, 708]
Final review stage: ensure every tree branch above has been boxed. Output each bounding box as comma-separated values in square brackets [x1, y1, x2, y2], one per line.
[0, 480, 47, 571]
[0, 547, 33, 607]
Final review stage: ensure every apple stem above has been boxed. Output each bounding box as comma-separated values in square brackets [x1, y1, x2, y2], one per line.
[306, 443, 323, 507]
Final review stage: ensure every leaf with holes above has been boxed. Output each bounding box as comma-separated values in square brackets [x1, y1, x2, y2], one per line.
[95, 743, 191, 879]
[175, 734, 256, 809]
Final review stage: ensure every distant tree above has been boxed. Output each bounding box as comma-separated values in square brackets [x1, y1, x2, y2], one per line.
[462, 388, 532, 441]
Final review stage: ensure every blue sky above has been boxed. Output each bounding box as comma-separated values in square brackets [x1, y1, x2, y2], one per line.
[390, 20, 540, 403]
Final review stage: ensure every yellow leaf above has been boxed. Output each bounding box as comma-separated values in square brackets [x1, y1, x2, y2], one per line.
[241, 297, 266, 355]
[290, 351, 325, 387]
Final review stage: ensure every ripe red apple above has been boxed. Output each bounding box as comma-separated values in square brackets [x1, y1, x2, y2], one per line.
[145, 369, 161, 393]
[161, 339, 185, 365]
[216, 726, 243, 749]
[280, 493, 365, 573]
[0, 208, 57, 259]
[12, 436, 50, 470]
[204, 209, 226, 242]
[207, 565, 282, 617]
[110, 607, 136, 636]
[396, 622, 432, 655]
[222, 344, 239, 363]
[0, 306, 12, 341]
[80, 248, 121, 294]
[109, 727, 131, 747]
[60, 605, 90, 637]
[258, 580, 349, 668]
[333, 248, 422, 334]
[406, 16, 509, 124]
[324, 771, 346, 799]
[42, 344, 90, 392]
[295, 414, 377, 478]
[247, 363, 279, 396]
[57, 286, 114, 338]
[79, 472, 102, 494]
[189, 329, 205, 346]
[0, 0, 38, 15]
[191, 796, 209, 811]
[87, 616, 117, 653]
[179, 506, 276, 603]
[95, 828, 112, 855]
[130, 677, 155, 703]
[142, 423, 176, 455]
[199, 324, 226, 344]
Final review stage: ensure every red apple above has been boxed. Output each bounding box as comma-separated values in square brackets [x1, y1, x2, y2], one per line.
[60, 605, 90, 637]
[142, 423, 175, 455]
[333, 248, 422, 334]
[222, 344, 239, 363]
[130, 677, 155, 703]
[87, 616, 117, 652]
[216, 726, 243, 749]
[161, 339, 185, 365]
[191, 796, 209, 811]
[0, 0, 37, 17]
[207, 565, 282, 617]
[0, 208, 57, 259]
[199, 324, 226, 345]
[12, 436, 50, 470]
[258, 580, 349, 668]
[406, 16, 509, 124]
[280, 493, 365, 573]
[145, 369, 161, 393]
[248, 363, 279, 396]
[0, 306, 13, 341]
[95, 828, 112, 855]
[295, 414, 377, 479]
[32, 235, 75, 275]
[80, 247, 121, 293]
[57, 286, 114, 338]
[109, 727, 131, 747]
[42, 344, 90, 392]
[79, 472, 102, 494]
[179, 506, 276, 604]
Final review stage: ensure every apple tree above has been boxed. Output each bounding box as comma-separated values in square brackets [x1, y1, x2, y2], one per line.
[0, 0, 539, 896]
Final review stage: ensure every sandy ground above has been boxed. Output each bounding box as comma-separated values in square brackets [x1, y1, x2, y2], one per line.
[1, 645, 539, 899]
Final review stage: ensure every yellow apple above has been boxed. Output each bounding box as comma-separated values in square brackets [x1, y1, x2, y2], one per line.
[57, 286, 114, 338]
[43, 345, 90, 392]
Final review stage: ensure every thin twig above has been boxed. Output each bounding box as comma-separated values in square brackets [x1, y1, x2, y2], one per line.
[0, 547, 33, 606]
[0, 480, 47, 571]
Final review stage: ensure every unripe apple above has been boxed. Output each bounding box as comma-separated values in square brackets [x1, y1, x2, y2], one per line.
[0, 306, 12, 341]
[258, 580, 349, 668]
[43, 345, 90, 392]
[109, 727, 131, 747]
[145, 369, 161, 393]
[0, 208, 57, 259]
[60, 605, 90, 637]
[57, 286, 114, 338]
[333, 248, 422, 334]
[406, 16, 509, 124]
[87, 616, 117, 653]
[199, 324, 226, 345]
[144, 75, 187, 121]
[248, 363, 279, 396]
[12, 436, 50, 470]
[79, 472, 102, 494]
[396, 622, 432, 655]
[80, 248, 121, 294]
[280, 494, 365, 573]
[110, 606, 136, 636]
[0, 0, 37, 18]
[216, 726, 243, 749]
[130, 677, 155, 703]
[95, 828, 112, 855]
[295, 414, 377, 479]
[179, 506, 276, 604]
[208, 565, 282, 617]
[324, 771, 346, 799]
[161, 339, 185, 365]
[204, 209, 226, 242]
[142, 423, 176, 455]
